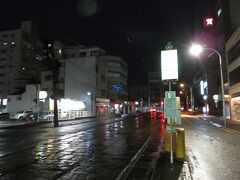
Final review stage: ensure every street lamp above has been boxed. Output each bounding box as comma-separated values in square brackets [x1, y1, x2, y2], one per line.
[87, 92, 92, 116]
[180, 83, 194, 114]
[189, 44, 226, 126]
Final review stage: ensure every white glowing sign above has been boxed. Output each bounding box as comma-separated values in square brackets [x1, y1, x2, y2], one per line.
[161, 49, 178, 81]
[200, 81, 204, 95]
[39, 91, 48, 99]
[2, 99, 7, 105]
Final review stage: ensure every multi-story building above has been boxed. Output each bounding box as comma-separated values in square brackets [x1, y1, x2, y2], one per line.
[225, 0, 240, 121]
[100, 55, 128, 113]
[0, 21, 43, 111]
[63, 46, 108, 116]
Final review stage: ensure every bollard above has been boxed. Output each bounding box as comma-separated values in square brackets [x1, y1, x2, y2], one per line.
[164, 127, 177, 153]
[175, 128, 185, 160]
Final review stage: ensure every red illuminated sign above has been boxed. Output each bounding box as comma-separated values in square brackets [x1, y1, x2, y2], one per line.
[203, 16, 215, 28]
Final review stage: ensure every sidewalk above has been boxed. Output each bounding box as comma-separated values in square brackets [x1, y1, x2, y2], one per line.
[197, 114, 240, 132]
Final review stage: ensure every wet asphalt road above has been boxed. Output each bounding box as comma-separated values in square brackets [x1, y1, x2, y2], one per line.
[0, 113, 164, 179]
[1, 114, 240, 180]
[182, 115, 240, 180]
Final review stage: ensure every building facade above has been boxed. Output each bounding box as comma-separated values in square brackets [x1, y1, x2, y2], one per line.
[224, 0, 240, 121]
[226, 27, 240, 121]
[100, 55, 128, 113]
[63, 46, 108, 116]
[0, 21, 43, 111]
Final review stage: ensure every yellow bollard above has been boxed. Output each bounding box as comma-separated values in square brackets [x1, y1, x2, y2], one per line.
[175, 128, 185, 160]
[165, 129, 177, 153]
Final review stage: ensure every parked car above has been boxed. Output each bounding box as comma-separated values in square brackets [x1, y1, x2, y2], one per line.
[40, 112, 54, 120]
[10, 111, 34, 121]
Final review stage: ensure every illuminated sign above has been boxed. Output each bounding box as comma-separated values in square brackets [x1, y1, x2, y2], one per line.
[161, 49, 178, 81]
[113, 84, 123, 93]
[203, 16, 215, 28]
[39, 91, 48, 99]
[200, 81, 204, 95]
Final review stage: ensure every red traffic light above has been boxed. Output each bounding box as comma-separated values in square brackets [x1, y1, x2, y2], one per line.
[203, 16, 215, 28]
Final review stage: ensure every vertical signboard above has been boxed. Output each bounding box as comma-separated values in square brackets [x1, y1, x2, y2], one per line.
[161, 49, 178, 81]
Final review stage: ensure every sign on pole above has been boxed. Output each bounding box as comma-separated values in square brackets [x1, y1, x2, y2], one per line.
[164, 91, 181, 125]
[161, 49, 178, 81]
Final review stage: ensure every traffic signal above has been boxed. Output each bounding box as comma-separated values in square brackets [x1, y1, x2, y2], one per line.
[203, 16, 215, 28]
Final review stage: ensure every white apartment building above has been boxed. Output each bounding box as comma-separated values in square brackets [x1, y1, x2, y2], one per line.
[63, 46, 108, 116]
[0, 21, 43, 109]
[6, 84, 39, 114]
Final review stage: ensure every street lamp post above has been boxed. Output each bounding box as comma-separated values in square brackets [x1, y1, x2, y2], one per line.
[189, 44, 226, 126]
[87, 92, 92, 116]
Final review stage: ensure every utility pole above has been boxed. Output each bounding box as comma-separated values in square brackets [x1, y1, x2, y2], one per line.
[53, 68, 59, 127]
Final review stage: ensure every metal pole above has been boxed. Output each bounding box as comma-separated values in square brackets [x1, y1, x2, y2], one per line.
[37, 85, 39, 122]
[205, 48, 226, 126]
[190, 86, 194, 114]
[148, 82, 151, 108]
[186, 95, 188, 111]
[169, 81, 173, 164]
[218, 54, 227, 126]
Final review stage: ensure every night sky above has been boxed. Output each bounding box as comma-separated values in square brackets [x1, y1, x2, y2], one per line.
[0, 0, 210, 85]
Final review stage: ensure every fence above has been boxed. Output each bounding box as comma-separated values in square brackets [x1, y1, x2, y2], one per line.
[39, 110, 90, 121]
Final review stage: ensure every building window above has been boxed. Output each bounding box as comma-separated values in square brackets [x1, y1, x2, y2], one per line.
[108, 72, 120, 78]
[0, 58, 6, 61]
[1, 50, 7, 53]
[16, 97, 22, 100]
[7, 98, 11, 102]
[45, 75, 52, 81]
[101, 75, 106, 82]
[228, 39, 240, 64]
[96, 66, 99, 73]
[108, 62, 120, 67]
[79, 52, 87, 57]
[90, 50, 99, 56]
[229, 66, 240, 86]
[0, 74, 5, 77]
[0, 66, 5, 68]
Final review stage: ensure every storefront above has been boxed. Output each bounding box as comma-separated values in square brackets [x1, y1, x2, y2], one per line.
[96, 98, 110, 117]
[230, 95, 240, 122]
